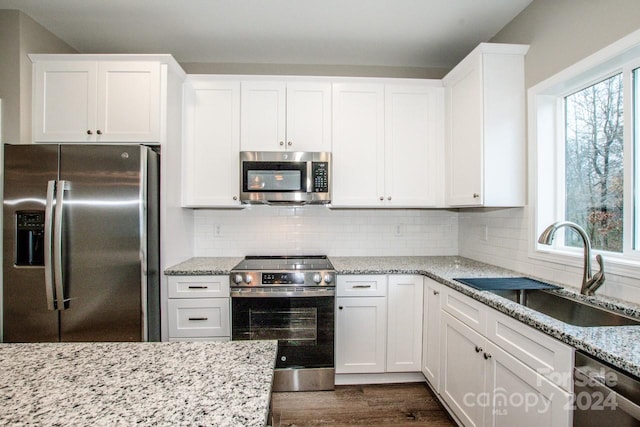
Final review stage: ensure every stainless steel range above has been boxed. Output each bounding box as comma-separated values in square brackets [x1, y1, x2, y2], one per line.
[230, 255, 335, 392]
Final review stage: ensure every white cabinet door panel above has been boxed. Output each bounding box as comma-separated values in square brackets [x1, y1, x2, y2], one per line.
[240, 81, 286, 151]
[387, 275, 423, 372]
[422, 278, 442, 390]
[286, 82, 331, 152]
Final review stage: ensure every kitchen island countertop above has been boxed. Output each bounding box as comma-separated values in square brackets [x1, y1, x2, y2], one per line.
[0, 340, 277, 426]
[165, 255, 640, 378]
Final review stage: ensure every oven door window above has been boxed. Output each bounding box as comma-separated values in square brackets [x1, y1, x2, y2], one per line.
[232, 296, 334, 369]
[242, 162, 306, 192]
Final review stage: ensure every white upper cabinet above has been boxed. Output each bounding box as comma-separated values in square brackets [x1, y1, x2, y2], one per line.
[240, 80, 331, 152]
[182, 78, 241, 207]
[443, 43, 529, 207]
[332, 81, 444, 208]
[32, 58, 162, 143]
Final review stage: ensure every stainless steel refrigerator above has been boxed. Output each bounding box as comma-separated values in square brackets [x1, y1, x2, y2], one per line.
[2, 144, 160, 342]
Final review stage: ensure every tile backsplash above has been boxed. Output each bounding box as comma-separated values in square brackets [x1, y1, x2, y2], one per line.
[194, 206, 459, 257]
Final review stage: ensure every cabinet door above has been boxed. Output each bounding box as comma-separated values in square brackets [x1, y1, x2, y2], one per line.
[286, 82, 331, 152]
[422, 278, 441, 390]
[240, 81, 286, 151]
[445, 57, 484, 206]
[484, 341, 572, 427]
[96, 61, 161, 142]
[387, 275, 423, 372]
[331, 83, 385, 206]
[440, 311, 486, 427]
[33, 61, 97, 142]
[384, 85, 444, 207]
[182, 80, 241, 207]
[335, 297, 386, 374]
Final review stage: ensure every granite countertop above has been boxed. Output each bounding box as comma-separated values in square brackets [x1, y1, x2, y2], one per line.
[0, 340, 277, 426]
[165, 255, 640, 378]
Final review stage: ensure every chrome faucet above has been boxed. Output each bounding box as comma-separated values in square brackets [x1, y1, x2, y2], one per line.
[537, 221, 605, 296]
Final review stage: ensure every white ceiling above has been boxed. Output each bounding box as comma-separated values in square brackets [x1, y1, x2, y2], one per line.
[0, 0, 533, 69]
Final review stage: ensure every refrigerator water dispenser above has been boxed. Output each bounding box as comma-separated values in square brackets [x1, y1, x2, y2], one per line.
[15, 211, 45, 266]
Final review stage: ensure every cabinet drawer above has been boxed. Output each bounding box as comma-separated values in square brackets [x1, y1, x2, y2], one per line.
[440, 286, 487, 334]
[486, 309, 574, 392]
[168, 298, 230, 338]
[167, 275, 230, 298]
[337, 275, 387, 297]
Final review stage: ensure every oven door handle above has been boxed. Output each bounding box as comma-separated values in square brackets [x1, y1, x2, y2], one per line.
[231, 289, 335, 298]
[575, 365, 640, 420]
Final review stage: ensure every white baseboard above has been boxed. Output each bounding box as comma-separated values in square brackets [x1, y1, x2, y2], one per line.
[335, 372, 426, 385]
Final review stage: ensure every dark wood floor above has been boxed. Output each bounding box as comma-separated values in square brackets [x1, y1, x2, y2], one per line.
[270, 382, 455, 426]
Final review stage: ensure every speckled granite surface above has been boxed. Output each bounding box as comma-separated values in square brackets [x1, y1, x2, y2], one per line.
[165, 257, 243, 275]
[0, 340, 277, 426]
[165, 255, 640, 378]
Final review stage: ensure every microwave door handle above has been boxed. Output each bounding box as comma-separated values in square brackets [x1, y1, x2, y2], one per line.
[306, 162, 312, 193]
[44, 180, 57, 311]
[54, 180, 69, 310]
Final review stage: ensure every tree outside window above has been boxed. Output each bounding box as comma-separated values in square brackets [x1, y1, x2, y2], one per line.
[564, 73, 624, 252]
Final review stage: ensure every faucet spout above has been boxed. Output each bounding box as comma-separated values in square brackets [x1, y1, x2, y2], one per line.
[537, 221, 605, 295]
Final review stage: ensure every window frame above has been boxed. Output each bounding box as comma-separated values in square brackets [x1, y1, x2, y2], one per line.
[529, 29, 640, 278]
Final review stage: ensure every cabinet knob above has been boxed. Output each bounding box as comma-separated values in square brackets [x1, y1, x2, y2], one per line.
[279, 141, 284, 146]
[87, 130, 93, 135]
[379, 196, 384, 201]
[338, 306, 343, 310]
[387, 196, 392, 201]
[233, 196, 238, 201]
[484, 352, 492, 360]
[96, 130, 102, 135]
[473, 193, 480, 198]
[433, 290, 440, 295]
[287, 141, 292, 146]
[475, 346, 483, 353]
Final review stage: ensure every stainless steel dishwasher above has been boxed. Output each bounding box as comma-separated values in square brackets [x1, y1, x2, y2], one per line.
[574, 352, 640, 426]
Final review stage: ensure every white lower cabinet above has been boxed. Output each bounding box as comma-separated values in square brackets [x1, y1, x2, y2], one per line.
[166, 275, 231, 341]
[438, 287, 573, 427]
[387, 275, 424, 372]
[422, 278, 442, 390]
[335, 275, 423, 375]
[335, 296, 387, 373]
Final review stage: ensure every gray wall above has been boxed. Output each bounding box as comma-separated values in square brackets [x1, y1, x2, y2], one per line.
[0, 10, 75, 144]
[490, 0, 640, 89]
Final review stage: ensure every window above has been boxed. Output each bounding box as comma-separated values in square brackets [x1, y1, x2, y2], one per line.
[531, 33, 640, 273]
[563, 73, 624, 253]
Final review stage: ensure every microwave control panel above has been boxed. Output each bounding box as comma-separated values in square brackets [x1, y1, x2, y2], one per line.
[312, 162, 329, 193]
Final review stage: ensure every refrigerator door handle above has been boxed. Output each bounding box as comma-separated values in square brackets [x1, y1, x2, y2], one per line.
[54, 180, 69, 310]
[44, 180, 57, 311]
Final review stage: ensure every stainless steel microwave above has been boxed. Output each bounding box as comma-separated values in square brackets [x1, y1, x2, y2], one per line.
[240, 151, 331, 204]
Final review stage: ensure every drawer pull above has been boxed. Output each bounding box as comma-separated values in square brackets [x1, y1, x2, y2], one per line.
[187, 285, 209, 289]
[352, 285, 372, 289]
[188, 317, 209, 321]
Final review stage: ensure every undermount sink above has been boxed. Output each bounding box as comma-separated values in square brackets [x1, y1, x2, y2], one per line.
[489, 289, 640, 327]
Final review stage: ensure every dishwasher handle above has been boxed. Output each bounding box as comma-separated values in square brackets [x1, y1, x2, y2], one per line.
[575, 365, 640, 421]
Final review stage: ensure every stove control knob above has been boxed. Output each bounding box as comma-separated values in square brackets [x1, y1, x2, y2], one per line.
[324, 274, 334, 284]
[244, 274, 253, 284]
[233, 274, 243, 285]
[313, 273, 322, 284]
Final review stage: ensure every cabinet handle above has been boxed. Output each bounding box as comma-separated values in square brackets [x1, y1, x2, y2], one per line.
[279, 141, 284, 146]
[433, 290, 440, 295]
[379, 196, 384, 201]
[87, 130, 93, 135]
[484, 352, 492, 360]
[473, 193, 480, 198]
[233, 196, 238, 201]
[287, 141, 292, 146]
[338, 306, 343, 310]
[387, 196, 392, 201]
[352, 285, 372, 289]
[188, 317, 208, 321]
[188, 286, 208, 289]
[96, 130, 102, 135]
[475, 346, 483, 353]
